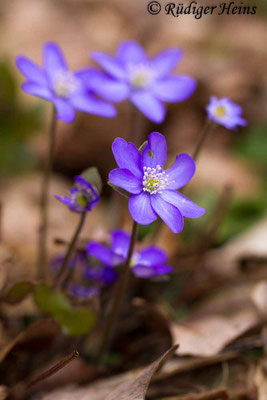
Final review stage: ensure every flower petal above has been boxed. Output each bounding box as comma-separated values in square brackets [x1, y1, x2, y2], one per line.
[22, 82, 52, 100]
[152, 76, 197, 103]
[70, 93, 116, 117]
[112, 137, 142, 178]
[91, 51, 126, 80]
[53, 98, 76, 123]
[16, 56, 47, 86]
[132, 265, 158, 278]
[130, 91, 166, 123]
[151, 48, 183, 78]
[43, 42, 68, 81]
[87, 242, 122, 266]
[111, 230, 130, 259]
[128, 192, 157, 225]
[151, 194, 184, 233]
[160, 190, 206, 218]
[117, 41, 147, 65]
[137, 246, 167, 266]
[141, 131, 167, 168]
[165, 153, 196, 190]
[109, 168, 142, 194]
[75, 68, 129, 103]
[154, 264, 173, 275]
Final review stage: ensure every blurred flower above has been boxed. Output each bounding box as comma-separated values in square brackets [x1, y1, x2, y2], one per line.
[81, 41, 196, 123]
[87, 230, 173, 278]
[109, 132, 205, 233]
[16, 42, 116, 123]
[206, 96, 247, 129]
[67, 284, 99, 299]
[55, 176, 99, 213]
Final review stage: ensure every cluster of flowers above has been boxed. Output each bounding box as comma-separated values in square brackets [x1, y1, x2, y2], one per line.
[16, 41, 246, 128]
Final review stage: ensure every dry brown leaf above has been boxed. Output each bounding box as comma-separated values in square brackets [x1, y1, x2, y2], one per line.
[255, 360, 267, 400]
[171, 309, 259, 357]
[0, 386, 8, 400]
[39, 345, 178, 400]
[251, 281, 267, 316]
[0, 318, 60, 363]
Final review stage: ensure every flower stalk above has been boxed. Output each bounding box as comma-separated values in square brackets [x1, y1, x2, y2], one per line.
[37, 106, 57, 280]
[55, 211, 87, 287]
[192, 120, 214, 161]
[97, 220, 138, 363]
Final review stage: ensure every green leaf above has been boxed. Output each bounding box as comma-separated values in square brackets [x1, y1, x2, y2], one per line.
[108, 181, 130, 198]
[81, 166, 102, 194]
[1, 281, 34, 304]
[34, 284, 97, 336]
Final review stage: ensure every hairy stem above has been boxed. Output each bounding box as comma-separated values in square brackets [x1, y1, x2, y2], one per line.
[55, 211, 87, 287]
[37, 106, 57, 280]
[192, 120, 214, 161]
[97, 220, 138, 363]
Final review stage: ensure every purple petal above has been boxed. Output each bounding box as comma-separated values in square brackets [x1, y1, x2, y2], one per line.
[111, 230, 130, 259]
[152, 76, 197, 103]
[75, 68, 129, 103]
[91, 51, 126, 80]
[132, 264, 158, 278]
[70, 93, 116, 117]
[117, 41, 147, 65]
[53, 98, 76, 123]
[43, 42, 68, 81]
[141, 131, 167, 168]
[165, 153, 196, 190]
[109, 168, 142, 194]
[154, 264, 173, 275]
[87, 242, 122, 266]
[128, 192, 157, 225]
[101, 266, 118, 285]
[137, 246, 167, 266]
[130, 91, 166, 123]
[160, 190, 206, 218]
[16, 56, 47, 86]
[22, 82, 52, 100]
[151, 48, 183, 78]
[54, 194, 72, 208]
[112, 137, 142, 179]
[151, 194, 184, 233]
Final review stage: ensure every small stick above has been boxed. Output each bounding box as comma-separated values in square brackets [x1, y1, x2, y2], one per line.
[26, 350, 79, 389]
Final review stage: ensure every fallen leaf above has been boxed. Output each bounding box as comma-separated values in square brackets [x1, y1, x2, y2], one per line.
[255, 360, 267, 400]
[39, 345, 178, 400]
[0, 318, 60, 363]
[171, 309, 259, 357]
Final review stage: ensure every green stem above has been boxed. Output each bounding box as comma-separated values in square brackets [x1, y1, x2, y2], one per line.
[37, 106, 57, 280]
[192, 120, 214, 161]
[97, 220, 138, 363]
[55, 211, 87, 287]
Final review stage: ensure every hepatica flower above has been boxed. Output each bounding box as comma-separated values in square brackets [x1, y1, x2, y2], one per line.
[16, 42, 116, 123]
[81, 41, 196, 123]
[109, 132, 205, 233]
[206, 96, 247, 129]
[87, 230, 173, 278]
[55, 176, 99, 213]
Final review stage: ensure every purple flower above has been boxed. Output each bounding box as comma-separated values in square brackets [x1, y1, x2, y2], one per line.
[206, 96, 247, 129]
[79, 41, 196, 123]
[67, 284, 99, 299]
[87, 230, 173, 278]
[16, 42, 116, 123]
[109, 132, 205, 233]
[55, 176, 99, 213]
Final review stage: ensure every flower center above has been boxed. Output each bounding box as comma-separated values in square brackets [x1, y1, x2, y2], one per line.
[143, 165, 168, 195]
[214, 105, 226, 118]
[128, 64, 154, 89]
[53, 72, 80, 98]
[75, 193, 89, 208]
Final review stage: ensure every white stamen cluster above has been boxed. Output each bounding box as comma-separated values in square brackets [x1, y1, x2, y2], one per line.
[53, 72, 80, 98]
[143, 165, 168, 195]
[128, 63, 155, 89]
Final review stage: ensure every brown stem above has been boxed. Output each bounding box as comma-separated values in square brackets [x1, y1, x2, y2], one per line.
[26, 350, 79, 389]
[37, 106, 57, 280]
[192, 120, 214, 161]
[54, 211, 87, 287]
[97, 220, 138, 363]
[128, 104, 147, 146]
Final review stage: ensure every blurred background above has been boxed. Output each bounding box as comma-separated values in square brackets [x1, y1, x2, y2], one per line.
[0, 0, 266, 295]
